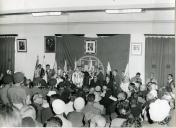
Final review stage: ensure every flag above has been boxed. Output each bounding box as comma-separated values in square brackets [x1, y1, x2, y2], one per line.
[42, 55, 47, 83]
[35, 55, 39, 69]
[124, 63, 129, 77]
[107, 61, 111, 74]
[74, 59, 77, 70]
[53, 60, 58, 75]
[64, 60, 67, 72]
[33, 55, 39, 80]
[89, 60, 93, 71]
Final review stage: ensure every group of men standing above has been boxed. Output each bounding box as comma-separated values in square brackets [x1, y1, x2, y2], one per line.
[33, 63, 124, 90]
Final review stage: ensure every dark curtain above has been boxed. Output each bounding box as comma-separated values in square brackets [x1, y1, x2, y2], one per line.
[145, 37, 175, 87]
[0, 36, 15, 74]
[97, 35, 130, 72]
[55, 35, 86, 69]
[56, 34, 130, 72]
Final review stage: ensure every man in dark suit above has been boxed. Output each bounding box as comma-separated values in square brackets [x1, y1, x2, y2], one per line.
[46, 64, 55, 82]
[112, 69, 122, 95]
[96, 68, 104, 86]
[34, 64, 45, 84]
[166, 74, 175, 92]
[90, 76, 99, 88]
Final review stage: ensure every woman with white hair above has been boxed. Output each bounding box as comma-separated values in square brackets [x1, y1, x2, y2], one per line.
[67, 97, 85, 127]
[52, 99, 72, 127]
[142, 98, 171, 127]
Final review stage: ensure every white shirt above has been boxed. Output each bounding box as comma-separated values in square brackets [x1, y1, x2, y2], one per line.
[72, 71, 84, 88]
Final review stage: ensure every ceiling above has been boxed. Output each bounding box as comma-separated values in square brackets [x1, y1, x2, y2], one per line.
[0, 0, 174, 13]
[0, 0, 174, 24]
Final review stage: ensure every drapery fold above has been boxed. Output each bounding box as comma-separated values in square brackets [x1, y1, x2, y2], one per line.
[0, 36, 15, 74]
[55, 34, 130, 73]
[145, 37, 175, 87]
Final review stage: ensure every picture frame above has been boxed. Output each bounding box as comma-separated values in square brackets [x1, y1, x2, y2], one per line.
[44, 36, 56, 53]
[17, 39, 27, 52]
[85, 40, 96, 54]
[131, 43, 142, 55]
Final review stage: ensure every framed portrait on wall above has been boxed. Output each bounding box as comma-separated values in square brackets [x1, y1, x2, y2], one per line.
[85, 40, 96, 54]
[131, 43, 142, 55]
[45, 36, 56, 53]
[17, 39, 27, 52]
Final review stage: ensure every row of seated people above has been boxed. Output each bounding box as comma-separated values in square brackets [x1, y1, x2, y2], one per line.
[0, 69, 174, 127]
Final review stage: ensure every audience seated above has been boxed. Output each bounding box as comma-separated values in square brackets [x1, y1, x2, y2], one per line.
[67, 97, 85, 127]
[0, 74, 13, 105]
[0, 66, 174, 127]
[43, 116, 63, 127]
[52, 99, 72, 127]
[0, 104, 22, 127]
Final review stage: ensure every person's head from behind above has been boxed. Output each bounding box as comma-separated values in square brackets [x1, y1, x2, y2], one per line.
[90, 115, 106, 127]
[20, 105, 36, 121]
[2, 74, 13, 85]
[48, 78, 57, 88]
[52, 99, 66, 115]
[0, 105, 22, 127]
[87, 94, 95, 104]
[13, 72, 24, 84]
[22, 117, 36, 127]
[32, 93, 43, 105]
[74, 97, 85, 111]
[44, 116, 63, 127]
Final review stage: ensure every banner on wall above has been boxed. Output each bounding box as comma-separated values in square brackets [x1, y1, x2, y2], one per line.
[55, 34, 130, 73]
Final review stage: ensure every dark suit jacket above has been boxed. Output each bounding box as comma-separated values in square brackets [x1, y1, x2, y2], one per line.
[97, 72, 104, 85]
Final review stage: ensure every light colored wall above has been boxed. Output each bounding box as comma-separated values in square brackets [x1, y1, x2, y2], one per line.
[0, 22, 174, 82]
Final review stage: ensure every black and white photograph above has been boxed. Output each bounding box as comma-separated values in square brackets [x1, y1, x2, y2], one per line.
[45, 36, 56, 53]
[0, 0, 175, 127]
[17, 39, 27, 52]
[85, 40, 96, 54]
[131, 43, 142, 55]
